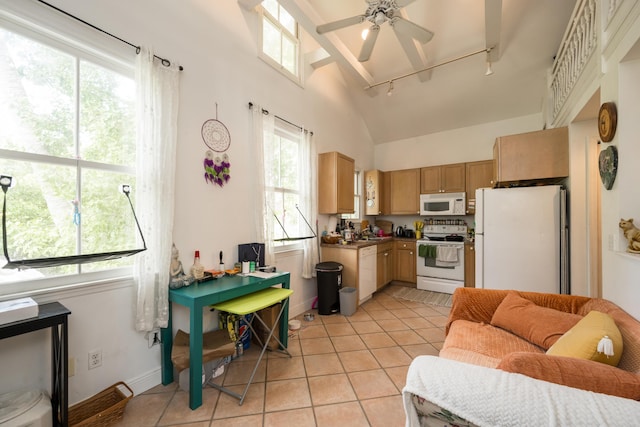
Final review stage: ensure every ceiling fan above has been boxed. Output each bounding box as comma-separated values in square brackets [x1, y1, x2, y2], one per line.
[316, 0, 434, 62]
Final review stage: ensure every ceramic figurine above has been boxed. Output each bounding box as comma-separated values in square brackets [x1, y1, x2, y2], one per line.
[169, 243, 194, 288]
[619, 218, 640, 254]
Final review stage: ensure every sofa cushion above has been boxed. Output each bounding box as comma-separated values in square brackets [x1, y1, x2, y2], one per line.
[547, 310, 623, 366]
[498, 352, 640, 400]
[440, 319, 544, 368]
[491, 292, 582, 349]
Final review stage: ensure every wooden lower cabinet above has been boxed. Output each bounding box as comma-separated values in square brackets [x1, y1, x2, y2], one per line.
[376, 241, 394, 289]
[394, 240, 416, 284]
[320, 246, 359, 303]
[464, 243, 475, 287]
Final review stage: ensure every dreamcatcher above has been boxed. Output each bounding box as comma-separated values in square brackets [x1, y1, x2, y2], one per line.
[202, 103, 231, 187]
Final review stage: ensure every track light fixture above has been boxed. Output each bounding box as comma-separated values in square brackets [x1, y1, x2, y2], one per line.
[366, 46, 496, 92]
[485, 61, 493, 76]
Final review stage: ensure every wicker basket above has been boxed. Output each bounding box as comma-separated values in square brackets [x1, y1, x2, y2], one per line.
[68, 382, 133, 427]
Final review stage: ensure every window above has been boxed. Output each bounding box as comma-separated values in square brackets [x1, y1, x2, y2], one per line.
[0, 20, 136, 286]
[342, 170, 361, 221]
[264, 118, 310, 249]
[260, 0, 301, 83]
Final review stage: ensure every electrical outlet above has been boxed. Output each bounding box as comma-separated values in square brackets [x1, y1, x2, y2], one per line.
[88, 349, 102, 370]
[68, 357, 75, 377]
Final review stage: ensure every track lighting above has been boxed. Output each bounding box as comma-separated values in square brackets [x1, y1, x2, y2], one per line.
[366, 46, 497, 92]
[485, 61, 493, 76]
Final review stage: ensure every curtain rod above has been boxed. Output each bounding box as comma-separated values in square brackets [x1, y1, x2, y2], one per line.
[36, 0, 184, 71]
[248, 102, 313, 136]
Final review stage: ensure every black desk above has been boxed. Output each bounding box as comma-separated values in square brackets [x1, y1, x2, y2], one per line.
[0, 302, 71, 427]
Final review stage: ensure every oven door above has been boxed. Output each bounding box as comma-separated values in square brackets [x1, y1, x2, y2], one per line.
[416, 241, 465, 281]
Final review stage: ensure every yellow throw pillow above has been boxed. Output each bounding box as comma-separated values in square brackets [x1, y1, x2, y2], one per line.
[546, 310, 623, 366]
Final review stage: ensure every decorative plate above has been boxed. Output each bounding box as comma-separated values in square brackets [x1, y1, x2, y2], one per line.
[598, 102, 617, 143]
[599, 145, 618, 190]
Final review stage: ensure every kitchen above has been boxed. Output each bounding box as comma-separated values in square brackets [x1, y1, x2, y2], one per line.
[319, 126, 570, 307]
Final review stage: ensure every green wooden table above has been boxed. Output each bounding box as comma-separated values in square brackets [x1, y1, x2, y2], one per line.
[161, 272, 290, 410]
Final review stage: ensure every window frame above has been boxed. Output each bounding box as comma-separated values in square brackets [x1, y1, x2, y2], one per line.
[0, 9, 138, 296]
[264, 118, 308, 253]
[258, 1, 304, 87]
[342, 169, 362, 222]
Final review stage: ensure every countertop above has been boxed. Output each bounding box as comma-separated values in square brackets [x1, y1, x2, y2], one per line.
[320, 236, 415, 250]
[320, 236, 474, 250]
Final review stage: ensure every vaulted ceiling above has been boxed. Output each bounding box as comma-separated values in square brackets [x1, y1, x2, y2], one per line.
[243, 0, 578, 144]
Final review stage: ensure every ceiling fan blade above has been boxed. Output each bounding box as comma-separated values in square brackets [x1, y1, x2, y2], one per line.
[317, 15, 366, 34]
[391, 16, 434, 44]
[393, 25, 422, 65]
[358, 25, 380, 62]
[395, 0, 418, 7]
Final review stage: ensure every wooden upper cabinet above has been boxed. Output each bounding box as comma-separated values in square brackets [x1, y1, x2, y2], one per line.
[364, 170, 386, 216]
[465, 160, 494, 214]
[493, 127, 569, 186]
[390, 168, 420, 215]
[420, 163, 465, 194]
[318, 152, 355, 214]
[380, 171, 391, 215]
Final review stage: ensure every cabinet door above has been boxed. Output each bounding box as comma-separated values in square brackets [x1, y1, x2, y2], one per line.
[318, 152, 355, 214]
[420, 166, 441, 194]
[390, 169, 420, 215]
[395, 241, 416, 283]
[465, 160, 494, 214]
[441, 163, 466, 192]
[336, 154, 355, 213]
[365, 170, 385, 216]
[464, 243, 475, 287]
[376, 245, 394, 289]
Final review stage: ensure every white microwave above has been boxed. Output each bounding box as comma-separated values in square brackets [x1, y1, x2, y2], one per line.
[420, 192, 466, 216]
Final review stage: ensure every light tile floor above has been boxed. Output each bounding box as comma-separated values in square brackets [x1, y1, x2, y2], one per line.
[113, 285, 450, 427]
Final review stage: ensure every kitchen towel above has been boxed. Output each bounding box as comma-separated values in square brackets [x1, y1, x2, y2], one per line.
[419, 244, 437, 259]
[436, 246, 459, 267]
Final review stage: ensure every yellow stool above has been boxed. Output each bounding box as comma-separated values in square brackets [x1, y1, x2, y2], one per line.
[210, 287, 293, 405]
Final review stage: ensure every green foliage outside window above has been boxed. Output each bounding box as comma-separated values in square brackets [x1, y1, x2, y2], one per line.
[0, 25, 137, 282]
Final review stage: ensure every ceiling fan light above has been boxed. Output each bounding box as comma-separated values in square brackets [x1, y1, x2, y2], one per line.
[375, 11, 386, 25]
[485, 61, 494, 76]
[361, 28, 369, 40]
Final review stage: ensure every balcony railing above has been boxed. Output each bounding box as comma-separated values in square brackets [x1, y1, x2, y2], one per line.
[549, 0, 598, 121]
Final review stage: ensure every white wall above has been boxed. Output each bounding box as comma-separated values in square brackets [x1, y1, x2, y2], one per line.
[599, 17, 640, 319]
[0, 0, 373, 403]
[374, 113, 543, 171]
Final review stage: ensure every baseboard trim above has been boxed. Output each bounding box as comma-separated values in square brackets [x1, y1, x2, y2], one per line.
[125, 367, 162, 395]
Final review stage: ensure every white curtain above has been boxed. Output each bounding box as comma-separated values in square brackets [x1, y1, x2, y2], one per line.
[251, 104, 276, 267]
[301, 129, 319, 278]
[134, 48, 180, 332]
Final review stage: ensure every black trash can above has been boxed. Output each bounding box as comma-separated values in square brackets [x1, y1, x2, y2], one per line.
[315, 261, 343, 315]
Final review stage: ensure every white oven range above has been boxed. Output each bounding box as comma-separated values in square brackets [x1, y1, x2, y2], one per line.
[416, 224, 466, 294]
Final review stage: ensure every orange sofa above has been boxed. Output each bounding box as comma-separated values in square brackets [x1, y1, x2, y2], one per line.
[403, 288, 640, 426]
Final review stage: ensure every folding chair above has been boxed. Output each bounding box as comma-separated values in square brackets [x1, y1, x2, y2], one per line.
[209, 287, 293, 405]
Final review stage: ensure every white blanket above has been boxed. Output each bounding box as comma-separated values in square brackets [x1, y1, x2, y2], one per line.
[403, 355, 640, 427]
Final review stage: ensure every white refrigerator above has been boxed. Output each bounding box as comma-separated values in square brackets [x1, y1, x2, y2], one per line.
[475, 185, 568, 294]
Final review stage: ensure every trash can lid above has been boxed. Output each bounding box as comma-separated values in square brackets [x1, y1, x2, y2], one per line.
[0, 390, 44, 423]
[315, 261, 343, 272]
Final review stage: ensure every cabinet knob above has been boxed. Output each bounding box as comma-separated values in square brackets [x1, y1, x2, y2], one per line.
[409, 251, 413, 255]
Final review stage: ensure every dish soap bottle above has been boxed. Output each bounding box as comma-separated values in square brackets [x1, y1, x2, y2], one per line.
[191, 250, 204, 279]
